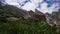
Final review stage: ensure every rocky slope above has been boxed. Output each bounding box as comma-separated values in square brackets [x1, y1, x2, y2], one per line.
[0, 3, 60, 28]
[45, 10, 60, 32]
[45, 10, 60, 27]
[0, 3, 46, 21]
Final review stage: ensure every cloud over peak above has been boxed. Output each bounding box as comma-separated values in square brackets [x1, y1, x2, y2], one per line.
[2, 0, 60, 13]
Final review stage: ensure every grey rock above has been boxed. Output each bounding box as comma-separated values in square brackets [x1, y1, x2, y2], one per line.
[45, 9, 60, 27]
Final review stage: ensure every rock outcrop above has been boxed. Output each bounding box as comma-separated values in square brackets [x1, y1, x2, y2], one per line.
[45, 9, 60, 32]
[45, 10, 60, 27]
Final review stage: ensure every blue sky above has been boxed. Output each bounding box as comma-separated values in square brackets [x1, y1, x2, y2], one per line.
[0, 0, 60, 13]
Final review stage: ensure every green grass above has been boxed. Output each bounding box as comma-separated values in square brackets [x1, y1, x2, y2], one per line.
[0, 4, 60, 34]
[0, 18, 60, 34]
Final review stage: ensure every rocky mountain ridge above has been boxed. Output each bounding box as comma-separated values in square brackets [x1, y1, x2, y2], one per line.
[0, 3, 60, 27]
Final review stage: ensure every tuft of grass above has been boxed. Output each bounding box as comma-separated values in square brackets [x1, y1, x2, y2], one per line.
[0, 18, 60, 34]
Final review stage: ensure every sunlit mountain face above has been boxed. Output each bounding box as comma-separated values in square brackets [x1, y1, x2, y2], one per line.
[1, 0, 60, 13]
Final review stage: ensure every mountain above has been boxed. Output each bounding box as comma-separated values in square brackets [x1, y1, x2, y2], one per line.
[0, 3, 31, 21]
[0, 3, 46, 22]
[45, 10, 60, 32]
[45, 9, 60, 27]
[29, 9, 46, 22]
[0, 2, 60, 28]
[0, 2, 60, 32]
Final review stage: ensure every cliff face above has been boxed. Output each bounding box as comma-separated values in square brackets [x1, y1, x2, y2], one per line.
[45, 10, 60, 27]
[29, 9, 46, 23]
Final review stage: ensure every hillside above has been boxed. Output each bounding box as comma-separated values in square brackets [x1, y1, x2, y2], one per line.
[0, 3, 60, 34]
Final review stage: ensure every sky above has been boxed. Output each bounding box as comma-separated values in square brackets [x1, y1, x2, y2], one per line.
[1, 0, 60, 13]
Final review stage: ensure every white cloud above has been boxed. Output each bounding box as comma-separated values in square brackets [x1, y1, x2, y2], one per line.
[5, 0, 19, 6]
[37, 2, 60, 13]
[40, 2, 48, 13]
[38, 2, 54, 13]
[30, 0, 43, 3]
[4, 0, 60, 13]
[21, 2, 36, 11]
[21, 0, 44, 11]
